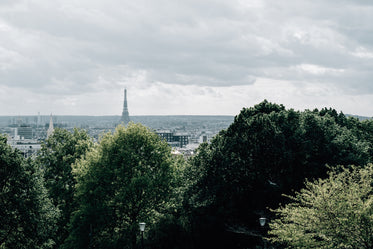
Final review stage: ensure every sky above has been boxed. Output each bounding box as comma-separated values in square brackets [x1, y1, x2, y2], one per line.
[1, 0, 373, 116]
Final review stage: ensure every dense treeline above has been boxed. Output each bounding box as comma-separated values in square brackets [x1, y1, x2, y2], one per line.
[182, 101, 373, 248]
[1, 100, 373, 248]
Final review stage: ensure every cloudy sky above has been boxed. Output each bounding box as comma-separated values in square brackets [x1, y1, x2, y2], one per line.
[1, 0, 373, 116]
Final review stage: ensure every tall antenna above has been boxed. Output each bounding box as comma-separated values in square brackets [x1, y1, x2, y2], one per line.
[120, 89, 130, 124]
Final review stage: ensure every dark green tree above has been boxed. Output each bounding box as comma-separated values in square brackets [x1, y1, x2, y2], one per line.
[0, 135, 58, 249]
[269, 164, 373, 248]
[183, 100, 372, 248]
[36, 128, 92, 248]
[145, 153, 192, 249]
[64, 123, 177, 249]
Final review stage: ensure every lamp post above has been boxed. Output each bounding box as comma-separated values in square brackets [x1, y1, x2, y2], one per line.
[259, 217, 266, 227]
[139, 222, 146, 249]
[259, 217, 267, 249]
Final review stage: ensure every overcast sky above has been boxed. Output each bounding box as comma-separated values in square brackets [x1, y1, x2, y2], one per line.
[1, 0, 373, 116]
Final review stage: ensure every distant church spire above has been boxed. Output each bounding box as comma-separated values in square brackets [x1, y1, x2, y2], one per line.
[47, 113, 54, 138]
[121, 89, 130, 124]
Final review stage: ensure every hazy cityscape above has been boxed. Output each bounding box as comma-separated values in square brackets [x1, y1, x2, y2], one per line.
[0, 87, 233, 157]
[0, 114, 234, 157]
[2, 0, 373, 248]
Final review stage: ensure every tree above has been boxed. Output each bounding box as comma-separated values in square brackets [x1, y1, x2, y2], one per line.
[64, 123, 177, 249]
[0, 135, 59, 249]
[183, 100, 372, 248]
[268, 164, 373, 248]
[145, 152, 192, 249]
[182, 101, 297, 248]
[36, 128, 92, 248]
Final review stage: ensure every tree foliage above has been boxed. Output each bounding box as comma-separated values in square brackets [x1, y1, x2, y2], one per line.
[64, 123, 177, 249]
[183, 100, 373, 248]
[269, 164, 373, 248]
[3, 101, 373, 249]
[145, 153, 192, 249]
[0, 136, 58, 249]
[37, 128, 92, 248]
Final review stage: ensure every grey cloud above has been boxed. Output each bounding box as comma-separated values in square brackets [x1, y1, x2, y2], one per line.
[1, 0, 373, 97]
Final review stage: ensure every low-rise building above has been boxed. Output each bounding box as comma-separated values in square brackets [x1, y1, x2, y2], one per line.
[156, 130, 190, 148]
[7, 137, 41, 158]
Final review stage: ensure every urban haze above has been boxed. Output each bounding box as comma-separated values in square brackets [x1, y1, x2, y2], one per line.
[2, 1, 373, 249]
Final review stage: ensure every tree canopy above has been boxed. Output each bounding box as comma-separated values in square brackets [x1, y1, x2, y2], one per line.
[37, 128, 92, 248]
[3, 101, 373, 249]
[64, 123, 177, 249]
[0, 136, 58, 249]
[183, 100, 373, 248]
[269, 164, 373, 248]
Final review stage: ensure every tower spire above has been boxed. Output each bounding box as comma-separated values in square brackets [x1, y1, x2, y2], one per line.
[121, 89, 130, 124]
[47, 113, 54, 138]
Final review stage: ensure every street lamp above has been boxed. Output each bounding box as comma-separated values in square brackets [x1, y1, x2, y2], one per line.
[259, 217, 267, 227]
[259, 218, 267, 249]
[139, 222, 146, 249]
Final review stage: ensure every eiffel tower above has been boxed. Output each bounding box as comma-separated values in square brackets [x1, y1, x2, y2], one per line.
[120, 89, 130, 124]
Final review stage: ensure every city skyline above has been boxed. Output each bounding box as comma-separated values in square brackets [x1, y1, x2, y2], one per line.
[1, 1, 373, 117]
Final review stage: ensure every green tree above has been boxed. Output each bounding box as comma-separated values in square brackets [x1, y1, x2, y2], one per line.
[145, 153, 192, 249]
[64, 123, 177, 249]
[183, 100, 372, 248]
[269, 164, 373, 248]
[0, 136, 59, 249]
[183, 101, 295, 248]
[37, 128, 92, 248]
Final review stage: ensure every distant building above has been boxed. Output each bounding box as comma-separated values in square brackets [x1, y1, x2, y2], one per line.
[203, 135, 208, 143]
[18, 125, 33, 139]
[171, 143, 198, 159]
[173, 133, 189, 148]
[120, 89, 130, 124]
[156, 130, 189, 148]
[157, 130, 173, 142]
[7, 138, 41, 158]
